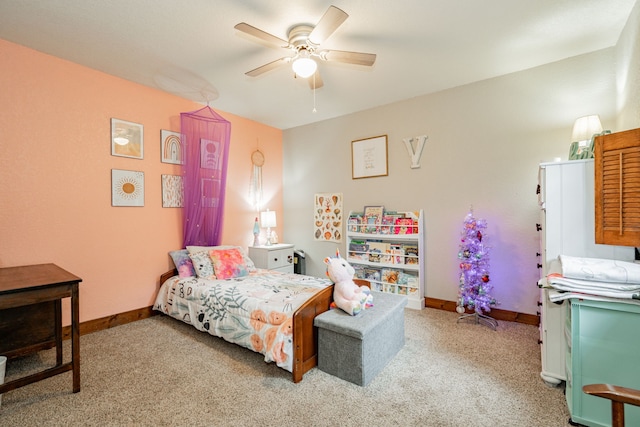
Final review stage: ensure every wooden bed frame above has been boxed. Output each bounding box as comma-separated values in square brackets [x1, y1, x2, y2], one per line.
[159, 269, 335, 383]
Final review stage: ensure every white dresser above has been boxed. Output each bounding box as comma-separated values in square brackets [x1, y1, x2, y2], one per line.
[248, 243, 295, 273]
[537, 159, 634, 386]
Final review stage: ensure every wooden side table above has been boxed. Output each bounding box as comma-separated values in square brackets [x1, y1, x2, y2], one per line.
[0, 263, 82, 394]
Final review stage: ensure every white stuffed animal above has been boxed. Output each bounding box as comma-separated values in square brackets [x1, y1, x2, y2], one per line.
[324, 249, 373, 316]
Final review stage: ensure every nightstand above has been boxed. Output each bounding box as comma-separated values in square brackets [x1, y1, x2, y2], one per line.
[248, 243, 294, 273]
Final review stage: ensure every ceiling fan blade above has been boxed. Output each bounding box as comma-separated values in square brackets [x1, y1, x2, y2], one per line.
[234, 23, 289, 48]
[308, 70, 324, 89]
[245, 57, 290, 77]
[308, 6, 348, 46]
[318, 50, 376, 66]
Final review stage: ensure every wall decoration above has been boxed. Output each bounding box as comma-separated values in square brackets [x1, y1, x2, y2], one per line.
[200, 139, 221, 170]
[111, 118, 143, 159]
[162, 174, 184, 208]
[314, 193, 343, 242]
[161, 130, 183, 164]
[352, 135, 388, 179]
[249, 149, 265, 211]
[402, 135, 428, 169]
[112, 169, 144, 206]
[201, 178, 221, 208]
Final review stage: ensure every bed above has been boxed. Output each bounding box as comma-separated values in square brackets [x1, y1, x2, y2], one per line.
[154, 251, 334, 383]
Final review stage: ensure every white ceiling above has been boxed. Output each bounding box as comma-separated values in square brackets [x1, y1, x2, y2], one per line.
[0, 0, 636, 130]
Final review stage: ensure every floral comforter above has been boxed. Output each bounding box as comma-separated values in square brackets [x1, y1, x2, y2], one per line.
[153, 269, 331, 372]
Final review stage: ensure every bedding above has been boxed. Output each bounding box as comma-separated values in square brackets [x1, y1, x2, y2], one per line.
[154, 268, 332, 373]
[559, 254, 640, 284]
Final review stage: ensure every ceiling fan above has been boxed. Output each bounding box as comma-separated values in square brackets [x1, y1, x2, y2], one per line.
[234, 5, 376, 89]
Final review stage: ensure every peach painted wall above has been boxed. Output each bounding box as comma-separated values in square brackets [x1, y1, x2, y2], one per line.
[0, 39, 282, 324]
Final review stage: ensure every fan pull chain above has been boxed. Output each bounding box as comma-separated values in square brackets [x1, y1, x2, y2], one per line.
[312, 74, 317, 113]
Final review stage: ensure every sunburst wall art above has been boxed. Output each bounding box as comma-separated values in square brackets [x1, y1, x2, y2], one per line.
[314, 193, 343, 242]
[112, 169, 144, 207]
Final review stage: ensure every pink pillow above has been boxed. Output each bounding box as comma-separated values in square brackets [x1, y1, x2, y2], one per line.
[169, 249, 196, 278]
[209, 248, 249, 279]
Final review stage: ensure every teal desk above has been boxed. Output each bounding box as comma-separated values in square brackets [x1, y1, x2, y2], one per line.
[567, 298, 640, 426]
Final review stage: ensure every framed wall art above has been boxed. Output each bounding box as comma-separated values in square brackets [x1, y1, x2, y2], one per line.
[200, 138, 221, 170]
[201, 178, 221, 208]
[112, 169, 144, 206]
[314, 193, 343, 242]
[161, 174, 184, 208]
[161, 130, 183, 164]
[352, 135, 388, 179]
[111, 118, 144, 159]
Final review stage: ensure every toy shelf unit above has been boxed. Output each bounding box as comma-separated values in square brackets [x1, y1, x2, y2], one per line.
[346, 209, 425, 310]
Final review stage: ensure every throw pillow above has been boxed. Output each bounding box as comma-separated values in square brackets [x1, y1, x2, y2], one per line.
[209, 248, 249, 279]
[169, 249, 196, 278]
[187, 245, 257, 272]
[189, 250, 217, 280]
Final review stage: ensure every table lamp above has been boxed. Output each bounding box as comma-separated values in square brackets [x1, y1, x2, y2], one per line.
[260, 210, 277, 246]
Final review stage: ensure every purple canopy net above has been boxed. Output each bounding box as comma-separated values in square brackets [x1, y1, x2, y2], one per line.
[181, 106, 231, 247]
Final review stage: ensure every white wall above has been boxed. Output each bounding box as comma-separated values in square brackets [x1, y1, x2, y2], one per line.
[617, 0, 640, 130]
[283, 23, 639, 315]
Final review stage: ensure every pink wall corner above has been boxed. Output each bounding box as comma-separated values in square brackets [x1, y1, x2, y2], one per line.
[0, 39, 282, 324]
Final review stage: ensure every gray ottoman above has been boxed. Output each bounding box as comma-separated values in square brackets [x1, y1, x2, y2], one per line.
[314, 291, 407, 386]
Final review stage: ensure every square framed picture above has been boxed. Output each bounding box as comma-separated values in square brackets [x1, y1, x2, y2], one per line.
[161, 130, 183, 164]
[352, 135, 388, 179]
[162, 174, 184, 208]
[111, 118, 143, 159]
[112, 169, 144, 206]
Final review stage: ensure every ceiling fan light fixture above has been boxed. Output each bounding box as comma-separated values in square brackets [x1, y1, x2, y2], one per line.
[292, 52, 317, 78]
[236, 6, 374, 86]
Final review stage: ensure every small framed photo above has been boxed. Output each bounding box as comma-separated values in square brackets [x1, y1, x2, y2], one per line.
[352, 135, 388, 179]
[112, 169, 144, 206]
[161, 174, 184, 208]
[161, 130, 183, 164]
[111, 118, 143, 159]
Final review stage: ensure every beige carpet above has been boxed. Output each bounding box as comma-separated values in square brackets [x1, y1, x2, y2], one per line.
[0, 308, 572, 426]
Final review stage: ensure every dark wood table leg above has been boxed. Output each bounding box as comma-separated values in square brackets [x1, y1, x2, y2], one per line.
[54, 299, 63, 366]
[71, 283, 80, 393]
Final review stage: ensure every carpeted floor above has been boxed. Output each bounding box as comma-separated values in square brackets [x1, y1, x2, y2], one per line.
[0, 307, 572, 426]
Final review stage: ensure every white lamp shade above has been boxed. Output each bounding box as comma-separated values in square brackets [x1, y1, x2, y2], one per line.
[292, 56, 317, 78]
[260, 210, 277, 228]
[571, 115, 603, 143]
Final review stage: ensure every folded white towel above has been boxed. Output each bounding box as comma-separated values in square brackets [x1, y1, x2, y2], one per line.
[547, 289, 640, 306]
[559, 255, 640, 285]
[547, 275, 640, 298]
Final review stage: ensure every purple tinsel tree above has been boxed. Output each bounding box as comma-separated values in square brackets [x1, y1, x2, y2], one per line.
[456, 209, 497, 314]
